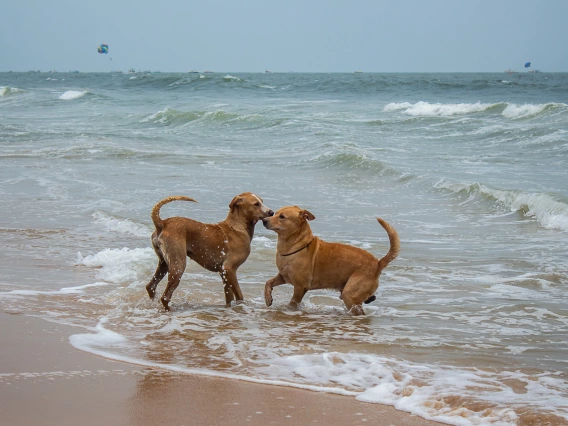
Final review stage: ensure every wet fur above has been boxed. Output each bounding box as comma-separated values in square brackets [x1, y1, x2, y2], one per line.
[146, 193, 273, 310]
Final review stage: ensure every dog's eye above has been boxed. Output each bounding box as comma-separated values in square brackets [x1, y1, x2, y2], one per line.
[279, 214, 285, 219]
[254, 202, 260, 206]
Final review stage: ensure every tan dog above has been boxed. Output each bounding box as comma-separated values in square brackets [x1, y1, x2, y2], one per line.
[262, 206, 400, 315]
[146, 193, 273, 310]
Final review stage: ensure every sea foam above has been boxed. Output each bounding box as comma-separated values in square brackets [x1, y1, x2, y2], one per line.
[59, 90, 88, 100]
[76, 247, 155, 284]
[384, 101, 496, 116]
[435, 181, 568, 232]
[68, 318, 568, 426]
[501, 102, 567, 119]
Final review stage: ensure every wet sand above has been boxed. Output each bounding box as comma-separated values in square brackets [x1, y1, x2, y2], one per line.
[0, 312, 444, 426]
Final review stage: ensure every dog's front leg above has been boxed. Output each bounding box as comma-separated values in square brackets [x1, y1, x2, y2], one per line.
[264, 273, 285, 307]
[220, 268, 244, 306]
[288, 286, 308, 310]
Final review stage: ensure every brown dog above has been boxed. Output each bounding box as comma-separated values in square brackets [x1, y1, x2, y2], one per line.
[145, 193, 273, 310]
[262, 206, 400, 315]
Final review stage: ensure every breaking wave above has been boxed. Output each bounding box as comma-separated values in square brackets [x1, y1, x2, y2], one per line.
[140, 106, 282, 128]
[0, 86, 23, 97]
[59, 90, 89, 100]
[384, 101, 567, 119]
[435, 181, 568, 231]
[384, 101, 498, 116]
[303, 149, 400, 177]
[92, 211, 151, 238]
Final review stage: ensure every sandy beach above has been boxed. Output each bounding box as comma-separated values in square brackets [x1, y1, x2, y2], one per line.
[0, 312, 443, 426]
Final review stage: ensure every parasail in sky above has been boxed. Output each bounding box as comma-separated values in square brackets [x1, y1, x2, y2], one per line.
[524, 62, 531, 68]
[97, 44, 109, 54]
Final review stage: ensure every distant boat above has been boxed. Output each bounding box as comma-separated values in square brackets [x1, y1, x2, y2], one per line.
[128, 68, 136, 73]
[265, 70, 272, 73]
[504, 69, 516, 74]
[189, 69, 199, 73]
[354, 70, 363, 74]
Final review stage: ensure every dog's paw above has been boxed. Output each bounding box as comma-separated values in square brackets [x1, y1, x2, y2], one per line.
[348, 305, 365, 316]
[264, 288, 273, 307]
[287, 302, 299, 311]
[264, 281, 275, 306]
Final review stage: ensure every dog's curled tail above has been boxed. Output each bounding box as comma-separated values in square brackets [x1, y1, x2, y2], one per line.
[376, 218, 400, 273]
[151, 196, 197, 230]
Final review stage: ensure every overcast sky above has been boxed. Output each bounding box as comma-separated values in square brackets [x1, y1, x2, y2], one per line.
[2, 0, 567, 73]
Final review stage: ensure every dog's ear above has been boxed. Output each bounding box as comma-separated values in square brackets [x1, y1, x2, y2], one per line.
[300, 209, 315, 221]
[229, 196, 243, 210]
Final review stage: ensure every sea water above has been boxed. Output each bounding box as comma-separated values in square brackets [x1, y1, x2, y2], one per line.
[1, 71, 567, 425]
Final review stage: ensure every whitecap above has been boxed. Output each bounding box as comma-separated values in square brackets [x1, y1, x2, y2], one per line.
[435, 181, 568, 232]
[59, 90, 88, 100]
[76, 247, 155, 284]
[383, 101, 496, 116]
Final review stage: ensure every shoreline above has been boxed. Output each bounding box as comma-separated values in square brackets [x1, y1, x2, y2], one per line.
[0, 312, 443, 426]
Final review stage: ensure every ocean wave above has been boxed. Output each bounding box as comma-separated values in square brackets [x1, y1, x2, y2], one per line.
[76, 247, 155, 284]
[223, 75, 244, 82]
[303, 148, 400, 178]
[0, 86, 23, 97]
[141, 107, 203, 125]
[384, 101, 500, 117]
[384, 101, 567, 119]
[58, 90, 89, 100]
[435, 181, 568, 231]
[502, 102, 566, 119]
[140, 106, 280, 128]
[92, 211, 151, 238]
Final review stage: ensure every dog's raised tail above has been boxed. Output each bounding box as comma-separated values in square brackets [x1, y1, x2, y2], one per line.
[151, 196, 197, 230]
[376, 218, 400, 273]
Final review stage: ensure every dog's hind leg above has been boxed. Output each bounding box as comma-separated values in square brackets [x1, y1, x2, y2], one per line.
[341, 274, 376, 316]
[160, 257, 186, 311]
[146, 258, 168, 300]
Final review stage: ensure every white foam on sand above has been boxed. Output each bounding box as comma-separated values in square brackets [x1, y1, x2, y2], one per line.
[0, 282, 109, 297]
[68, 318, 568, 426]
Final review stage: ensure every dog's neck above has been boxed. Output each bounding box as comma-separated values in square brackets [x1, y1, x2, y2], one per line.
[278, 225, 313, 256]
[224, 210, 256, 241]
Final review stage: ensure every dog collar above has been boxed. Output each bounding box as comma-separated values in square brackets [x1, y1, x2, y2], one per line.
[281, 238, 314, 257]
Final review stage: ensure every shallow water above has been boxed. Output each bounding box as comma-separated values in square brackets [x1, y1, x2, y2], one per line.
[1, 71, 567, 425]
